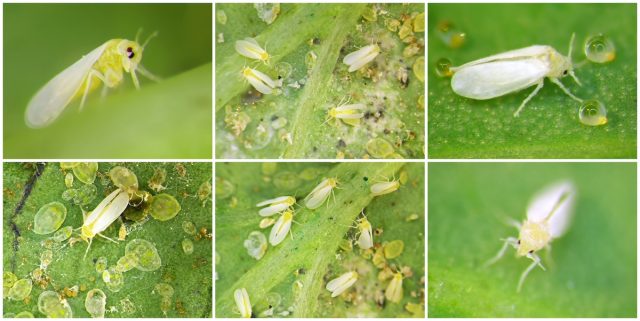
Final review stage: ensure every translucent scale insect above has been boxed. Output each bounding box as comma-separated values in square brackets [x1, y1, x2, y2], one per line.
[25, 32, 159, 128]
[450, 34, 583, 117]
[484, 181, 576, 292]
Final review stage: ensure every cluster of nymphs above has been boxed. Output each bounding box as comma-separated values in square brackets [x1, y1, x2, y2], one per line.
[234, 174, 403, 317]
[235, 37, 380, 127]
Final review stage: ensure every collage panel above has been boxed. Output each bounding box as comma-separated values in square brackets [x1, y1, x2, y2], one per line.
[428, 3, 637, 159]
[215, 162, 425, 317]
[215, 3, 425, 159]
[4, 3, 212, 159]
[428, 162, 637, 317]
[3, 162, 212, 317]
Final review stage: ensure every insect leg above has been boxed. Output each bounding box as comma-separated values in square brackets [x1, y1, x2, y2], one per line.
[83, 237, 93, 260]
[483, 236, 518, 267]
[513, 80, 544, 117]
[137, 65, 162, 82]
[549, 78, 583, 103]
[80, 69, 107, 110]
[517, 253, 545, 292]
[97, 233, 119, 244]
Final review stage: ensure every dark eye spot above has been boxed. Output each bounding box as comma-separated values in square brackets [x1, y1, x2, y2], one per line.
[528, 250, 534, 254]
[563, 70, 568, 76]
[517, 239, 521, 245]
[126, 47, 135, 59]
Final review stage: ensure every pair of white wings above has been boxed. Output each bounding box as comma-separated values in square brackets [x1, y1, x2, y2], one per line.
[451, 45, 554, 100]
[25, 43, 108, 128]
[526, 180, 576, 238]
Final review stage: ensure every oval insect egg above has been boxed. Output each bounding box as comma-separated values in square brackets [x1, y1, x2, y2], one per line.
[584, 34, 615, 63]
[435, 58, 453, 77]
[85, 288, 107, 318]
[579, 99, 608, 126]
[33, 202, 67, 235]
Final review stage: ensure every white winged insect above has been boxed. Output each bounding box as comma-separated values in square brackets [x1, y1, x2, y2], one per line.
[80, 188, 130, 259]
[25, 32, 159, 128]
[256, 196, 295, 217]
[326, 96, 366, 126]
[304, 177, 339, 210]
[352, 212, 373, 250]
[241, 66, 281, 95]
[325, 271, 359, 297]
[269, 210, 294, 246]
[343, 44, 381, 72]
[235, 37, 270, 64]
[233, 288, 252, 318]
[450, 34, 583, 117]
[484, 181, 576, 292]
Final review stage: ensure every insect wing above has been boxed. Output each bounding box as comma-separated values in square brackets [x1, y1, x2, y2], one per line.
[85, 189, 129, 235]
[304, 185, 331, 209]
[527, 181, 575, 237]
[326, 271, 358, 297]
[25, 43, 107, 128]
[269, 212, 292, 246]
[259, 203, 289, 217]
[256, 196, 290, 207]
[452, 45, 551, 70]
[451, 58, 549, 100]
[357, 220, 373, 249]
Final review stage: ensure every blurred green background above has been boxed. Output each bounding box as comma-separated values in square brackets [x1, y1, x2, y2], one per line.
[4, 4, 212, 158]
[3, 162, 212, 317]
[428, 3, 636, 158]
[428, 163, 636, 317]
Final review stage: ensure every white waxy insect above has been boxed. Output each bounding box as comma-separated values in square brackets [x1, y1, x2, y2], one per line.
[484, 181, 576, 292]
[241, 67, 281, 95]
[355, 216, 373, 250]
[256, 196, 296, 217]
[234, 288, 252, 318]
[269, 210, 294, 246]
[235, 37, 270, 63]
[304, 177, 339, 209]
[370, 179, 400, 197]
[80, 188, 130, 259]
[25, 32, 159, 128]
[450, 34, 583, 117]
[326, 271, 358, 297]
[343, 44, 381, 72]
[385, 272, 404, 303]
[327, 103, 365, 126]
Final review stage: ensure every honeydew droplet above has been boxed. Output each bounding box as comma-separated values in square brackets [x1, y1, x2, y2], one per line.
[579, 99, 608, 126]
[435, 58, 453, 77]
[585, 34, 615, 63]
[244, 231, 268, 260]
[72, 162, 98, 184]
[8, 278, 32, 301]
[148, 194, 181, 221]
[435, 21, 466, 48]
[182, 239, 194, 255]
[84, 288, 107, 318]
[33, 202, 67, 235]
[109, 166, 139, 193]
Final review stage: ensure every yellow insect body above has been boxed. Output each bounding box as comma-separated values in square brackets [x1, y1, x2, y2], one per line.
[26, 34, 158, 128]
[327, 103, 365, 126]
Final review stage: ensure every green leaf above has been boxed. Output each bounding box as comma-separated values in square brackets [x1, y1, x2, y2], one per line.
[428, 163, 636, 317]
[428, 3, 636, 158]
[215, 3, 425, 159]
[215, 162, 424, 317]
[3, 162, 212, 317]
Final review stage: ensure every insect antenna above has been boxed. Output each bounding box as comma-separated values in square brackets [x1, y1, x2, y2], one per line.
[142, 31, 159, 49]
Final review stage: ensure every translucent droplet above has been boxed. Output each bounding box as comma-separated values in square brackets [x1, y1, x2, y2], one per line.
[148, 167, 167, 192]
[95, 257, 108, 273]
[435, 21, 466, 48]
[84, 288, 107, 318]
[366, 138, 394, 158]
[383, 240, 405, 259]
[125, 239, 162, 271]
[72, 162, 98, 184]
[109, 166, 139, 193]
[413, 57, 425, 83]
[182, 221, 197, 235]
[33, 202, 67, 235]
[243, 231, 268, 260]
[154, 283, 174, 298]
[182, 239, 194, 255]
[52, 226, 73, 242]
[8, 278, 32, 301]
[273, 171, 301, 190]
[64, 173, 74, 188]
[579, 99, 608, 126]
[585, 34, 615, 63]
[435, 58, 453, 77]
[148, 193, 181, 221]
[215, 177, 235, 199]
